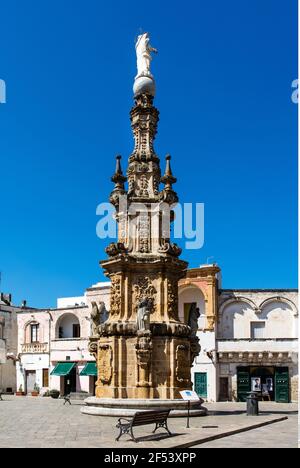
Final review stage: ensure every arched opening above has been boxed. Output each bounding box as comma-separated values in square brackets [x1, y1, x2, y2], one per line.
[56, 314, 81, 339]
[260, 300, 295, 339]
[178, 285, 206, 328]
[218, 301, 256, 339]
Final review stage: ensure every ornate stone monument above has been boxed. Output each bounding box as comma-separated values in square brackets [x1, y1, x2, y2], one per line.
[82, 34, 206, 417]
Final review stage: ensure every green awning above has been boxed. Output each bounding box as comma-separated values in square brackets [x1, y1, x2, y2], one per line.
[51, 362, 75, 376]
[80, 362, 97, 377]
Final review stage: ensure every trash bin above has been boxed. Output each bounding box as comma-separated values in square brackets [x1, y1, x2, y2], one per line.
[246, 392, 259, 416]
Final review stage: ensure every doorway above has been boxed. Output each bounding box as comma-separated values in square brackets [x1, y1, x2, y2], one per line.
[26, 371, 36, 394]
[219, 377, 229, 401]
[194, 372, 207, 399]
[63, 366, 77, 396]
[237, 366, 289, 403]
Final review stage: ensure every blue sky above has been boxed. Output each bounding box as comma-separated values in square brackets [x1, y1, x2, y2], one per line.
[0, 0, 297, 308]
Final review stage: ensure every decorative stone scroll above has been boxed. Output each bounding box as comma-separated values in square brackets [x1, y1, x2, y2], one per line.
[110, 275, 122, 317]
[167, 278, 179, 321]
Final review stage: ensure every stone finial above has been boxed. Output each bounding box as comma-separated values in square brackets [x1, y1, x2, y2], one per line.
[110, 155, 127, 208]
[161, 155, 177, 189]
[111, 155, 127, 189]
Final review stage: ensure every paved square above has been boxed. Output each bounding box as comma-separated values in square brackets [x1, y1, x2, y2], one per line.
[0, 397, 297, 448]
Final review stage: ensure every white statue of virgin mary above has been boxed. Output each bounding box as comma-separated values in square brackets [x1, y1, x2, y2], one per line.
[135, 32, 157, 79]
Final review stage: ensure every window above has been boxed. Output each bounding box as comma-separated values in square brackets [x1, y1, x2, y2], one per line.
[43, 369, 49, 387]
[30, 324, 39, 343]
[251, 322, 265, 339]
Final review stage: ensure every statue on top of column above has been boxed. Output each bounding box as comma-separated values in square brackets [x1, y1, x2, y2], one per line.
[135, 32, 158, 79]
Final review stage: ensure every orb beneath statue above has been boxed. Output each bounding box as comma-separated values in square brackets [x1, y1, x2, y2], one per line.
[133, 75, 156, 97]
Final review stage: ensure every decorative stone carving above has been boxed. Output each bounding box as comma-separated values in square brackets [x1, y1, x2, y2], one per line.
[138, 213, 150, 253]
[106, 242, 127, 257]
[110, 276, 122, 316]
[91, 301, 107, 337]
[88, 339, 98, 360]
[98, 344, 113, 384]
[136, 334, 153, 388]
[137, 174, 149, 197]
[133, 277, 156, 314]
[176, 344, 190, 384]
[167, 278, 179, 321]
[190, 336, 201, 366]
[188, 304, 200, 336]
[159, 242, 182, 257]
[137, 298, 152, 332]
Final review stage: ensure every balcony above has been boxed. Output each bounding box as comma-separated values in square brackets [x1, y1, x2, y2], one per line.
[21, 343, 48, 354]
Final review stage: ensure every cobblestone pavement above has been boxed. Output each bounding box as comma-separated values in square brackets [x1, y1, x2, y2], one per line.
[0, 397, 297, 448]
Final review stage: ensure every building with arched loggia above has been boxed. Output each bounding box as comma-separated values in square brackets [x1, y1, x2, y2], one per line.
[179, 265, 298, 403]
[16, 282, 110, 396]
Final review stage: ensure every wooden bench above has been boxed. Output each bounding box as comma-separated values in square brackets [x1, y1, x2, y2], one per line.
[116, 409, 172, 443]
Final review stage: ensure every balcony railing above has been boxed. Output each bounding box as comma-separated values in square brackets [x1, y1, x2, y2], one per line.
[21, 343, 48, 354]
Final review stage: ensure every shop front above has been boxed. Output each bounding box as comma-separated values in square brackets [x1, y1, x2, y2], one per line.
[51, 362, 77, 396]
[237, 366, 289, 403]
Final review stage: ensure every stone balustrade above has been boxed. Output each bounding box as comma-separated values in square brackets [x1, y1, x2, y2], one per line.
[21, 343, 48, 354]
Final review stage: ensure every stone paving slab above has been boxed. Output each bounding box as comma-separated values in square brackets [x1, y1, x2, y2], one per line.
[0, 396, 297, 448]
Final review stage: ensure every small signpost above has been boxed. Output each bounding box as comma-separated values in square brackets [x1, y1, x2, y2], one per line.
[180, 390, 200, 428]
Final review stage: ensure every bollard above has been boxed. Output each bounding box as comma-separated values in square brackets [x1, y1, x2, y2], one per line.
[246, 391, 259, 416]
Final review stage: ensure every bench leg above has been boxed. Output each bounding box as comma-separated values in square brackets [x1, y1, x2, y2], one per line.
[153, 420, 172, 436]
[116, 424, 137, 443]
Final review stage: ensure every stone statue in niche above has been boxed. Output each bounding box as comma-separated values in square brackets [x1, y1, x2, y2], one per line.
[91, 301, 108, 336]
[188, 304, 200, 337]
[137, 298, 152, 332]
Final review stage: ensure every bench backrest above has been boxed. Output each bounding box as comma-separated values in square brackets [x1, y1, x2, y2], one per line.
[132, 409, 171, 427]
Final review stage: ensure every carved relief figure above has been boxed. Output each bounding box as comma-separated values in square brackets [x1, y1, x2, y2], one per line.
[188, 304, 200, 336]
[91, 301, 108, 336]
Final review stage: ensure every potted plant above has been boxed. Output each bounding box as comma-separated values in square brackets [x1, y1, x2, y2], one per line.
[16, 384, 25, 396]
[49, 389, 60, 399]
[31, 383, 40, 397]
